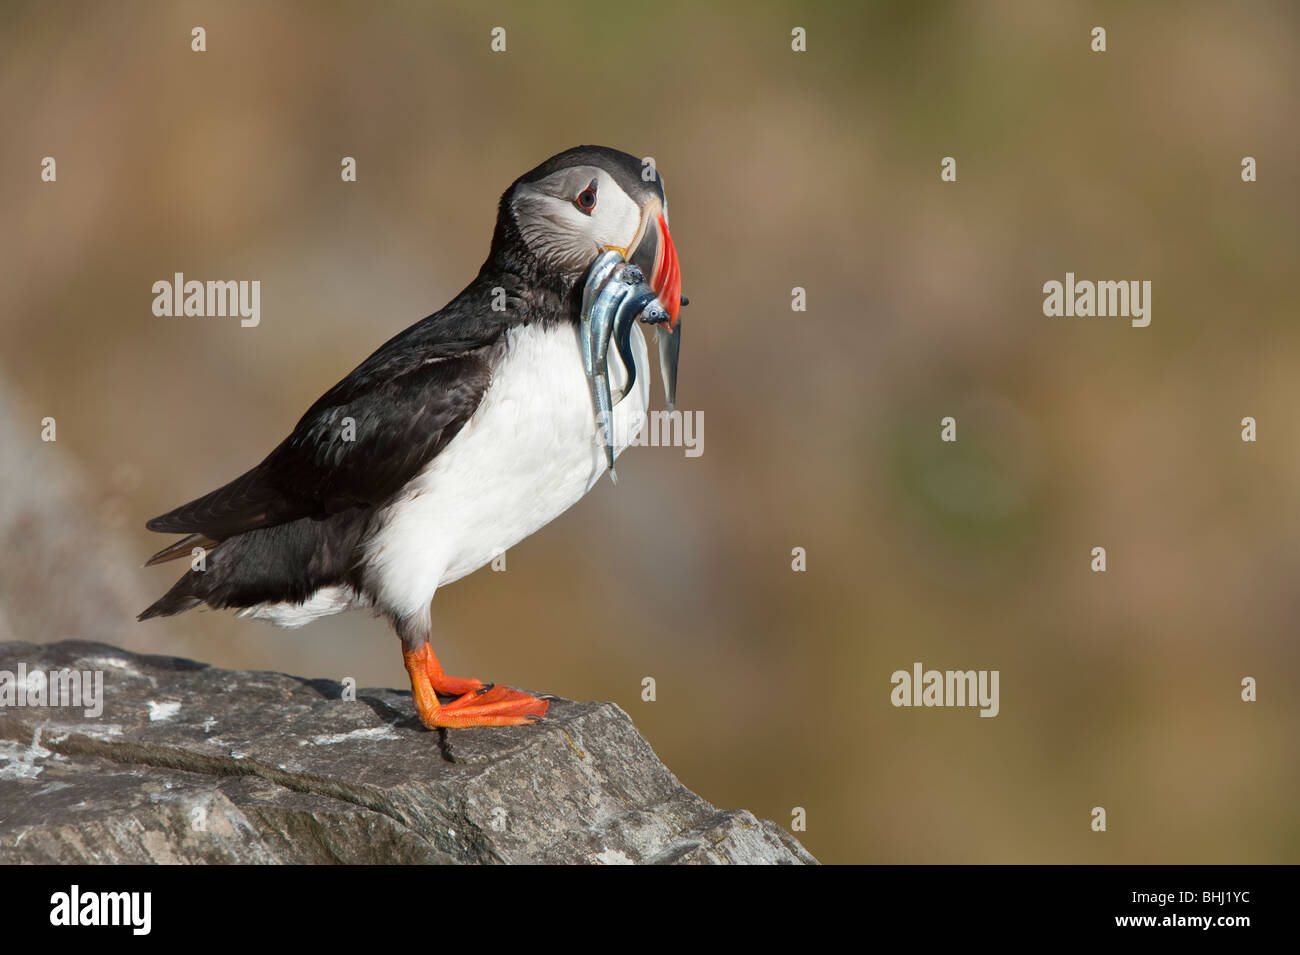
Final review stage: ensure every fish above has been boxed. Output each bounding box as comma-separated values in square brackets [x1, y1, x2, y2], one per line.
[578, 251, 672, 482]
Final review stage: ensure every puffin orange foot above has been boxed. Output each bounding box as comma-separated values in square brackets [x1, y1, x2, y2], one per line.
[402, 643, 549, 729]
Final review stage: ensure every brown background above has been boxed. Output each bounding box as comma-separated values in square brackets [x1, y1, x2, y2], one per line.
[1, 1, 1297, 863]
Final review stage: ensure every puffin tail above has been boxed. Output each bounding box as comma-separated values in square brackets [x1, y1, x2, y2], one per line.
[138, 577, 205, 621]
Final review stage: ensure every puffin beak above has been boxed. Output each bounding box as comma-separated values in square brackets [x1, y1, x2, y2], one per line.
[629, 207, 685, 410]
[630, 210, 683, 328]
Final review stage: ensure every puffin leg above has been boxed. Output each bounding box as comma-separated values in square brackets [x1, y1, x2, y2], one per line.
[401, 643, 549, 729]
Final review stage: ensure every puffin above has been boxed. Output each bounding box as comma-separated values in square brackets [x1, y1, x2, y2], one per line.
[139, 145, 684, 729]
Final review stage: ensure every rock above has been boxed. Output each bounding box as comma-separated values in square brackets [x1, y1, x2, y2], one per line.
[0, 640, 815, 864]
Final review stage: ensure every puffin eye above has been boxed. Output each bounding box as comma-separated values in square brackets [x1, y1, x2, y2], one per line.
[574, 180, 597, 214]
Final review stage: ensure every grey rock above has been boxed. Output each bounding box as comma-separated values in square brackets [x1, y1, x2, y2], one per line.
[0, 640, 815, 864]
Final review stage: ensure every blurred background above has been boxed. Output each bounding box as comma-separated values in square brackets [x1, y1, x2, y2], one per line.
[1, 0, 1297, 863]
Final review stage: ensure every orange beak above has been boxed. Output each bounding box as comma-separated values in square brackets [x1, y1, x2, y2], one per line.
[650, 213, 682, 329]
[631, 210, 683, 329]
[628, 205, 685, 409]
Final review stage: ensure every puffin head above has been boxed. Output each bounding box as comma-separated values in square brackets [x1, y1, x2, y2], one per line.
[502, 145, 684, 329]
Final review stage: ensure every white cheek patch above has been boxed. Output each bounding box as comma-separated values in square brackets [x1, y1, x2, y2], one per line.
[593, 172, 642, 254]
[512, 166, 645, 271]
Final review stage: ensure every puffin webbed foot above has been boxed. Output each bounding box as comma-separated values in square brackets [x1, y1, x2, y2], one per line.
[402, 643, 549, 729]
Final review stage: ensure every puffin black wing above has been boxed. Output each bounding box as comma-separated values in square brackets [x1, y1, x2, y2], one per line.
[145, 329, 499, 547]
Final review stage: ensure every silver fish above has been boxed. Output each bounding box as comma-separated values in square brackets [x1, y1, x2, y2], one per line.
[656, 321, 680, 412]
[579, 252, 668, 483]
